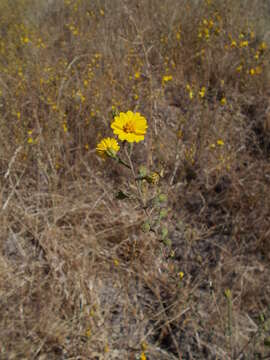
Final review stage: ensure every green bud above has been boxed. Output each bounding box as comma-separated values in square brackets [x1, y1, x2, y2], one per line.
[161, 227, 168, 239]
[139, 166, 148, 177]
[141, 221, 151, 232]
[158, 194, 167, 202]
[159, 208, 168, 219]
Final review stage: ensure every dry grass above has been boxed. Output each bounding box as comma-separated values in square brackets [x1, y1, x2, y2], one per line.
[1, 0, 270, 359]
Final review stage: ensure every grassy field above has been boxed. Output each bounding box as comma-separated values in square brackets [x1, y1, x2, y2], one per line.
[1, 0, 270, 359]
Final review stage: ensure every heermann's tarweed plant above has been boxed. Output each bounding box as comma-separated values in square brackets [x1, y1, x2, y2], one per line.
[1, 0, 270, 359]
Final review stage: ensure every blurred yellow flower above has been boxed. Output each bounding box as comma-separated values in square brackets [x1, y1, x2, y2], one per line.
[111, 111, 148, 143]
[178, 271, 184, 279]
[140, 352, 147, 360]
[96, 137, 120, 158]
[259, 42, 267, 51]
[217, 139, 224, 146]
[220, 97, 227, 106]
[199, 86, 206, 98]
[239, 40, 248, 48]
[236, 64, 243, 72]
[85, 328, 91, 337]
[162, 75, 173, 85]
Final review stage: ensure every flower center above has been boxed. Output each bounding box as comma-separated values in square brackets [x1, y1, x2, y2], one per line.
[123, 121, 135, 133]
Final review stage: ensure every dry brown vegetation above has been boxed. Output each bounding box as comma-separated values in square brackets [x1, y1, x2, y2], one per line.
[1, 0, 270, 359]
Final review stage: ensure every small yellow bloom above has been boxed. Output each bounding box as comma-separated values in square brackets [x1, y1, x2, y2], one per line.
[199, 86, 206, 98]
[113, 259, 119, 266]
[239, 40, 248, 48]
[186, 85, 193, 99]
[259, 42, 267, 51]
[249, 68, 255, 76]
[62, 122, 68, 132]
[204, 28, 210, 39]
[147, 172, 160, 185]
[111, 111, 148, 143]
[220, 97, 227, 106]
[140, 352, 147, 360]
[96, 137, 120, 158]
[135, 71, 141, 79]
[208, 19, 214, 29]
[217, 139, 224, 146]
[86, 329, 91, 337]
[100, 9, 105, 16]
[177, 129, 183, 139]
[236, 65, 243, 72]
[27, 138, 33, 144]
[162, 75, 173, 85]
[178, 271, 184, 279]
[230, 40, 237, 48]
[255, 66, 262, 75]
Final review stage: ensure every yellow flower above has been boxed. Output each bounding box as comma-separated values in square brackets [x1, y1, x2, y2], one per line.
[220, 97, 227, 106]
[162, 75, 173, 85]
[236, 65, 243, 72]
[255, 66, 262, 75]
[259, 42, 267, 51]
[85, 329, 91, 337]
[96, 137, 120, 158]
[239, 40, 248, 48]
[178, 271, 184, 279]
[111, 111, 148, 143]
[146, 172, 160, 185]
[199, 86, 206, 98]
[140, 352, 147, 360]
[217, 139, 224, 146]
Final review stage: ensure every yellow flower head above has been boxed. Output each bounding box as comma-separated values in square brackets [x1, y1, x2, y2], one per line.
[199, 86, 206, 98]
[111, 111, 148, 143]
[96, 137, 120, 158]
[162, 75, 173, 86]
[220, 97, 227, 106]
[217, 139, 224, 146]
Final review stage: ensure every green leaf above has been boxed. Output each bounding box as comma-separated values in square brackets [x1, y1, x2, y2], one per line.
[159, 208, 168, 219]
[139, 165, 148, 177]
[141, 221, 151, 233]
[158, 194, 167, 202]
[163, 238, 172, 247]
[161, 226, 168, 239]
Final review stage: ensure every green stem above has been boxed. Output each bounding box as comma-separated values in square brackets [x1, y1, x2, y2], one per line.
[116, 156, 131, 169]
